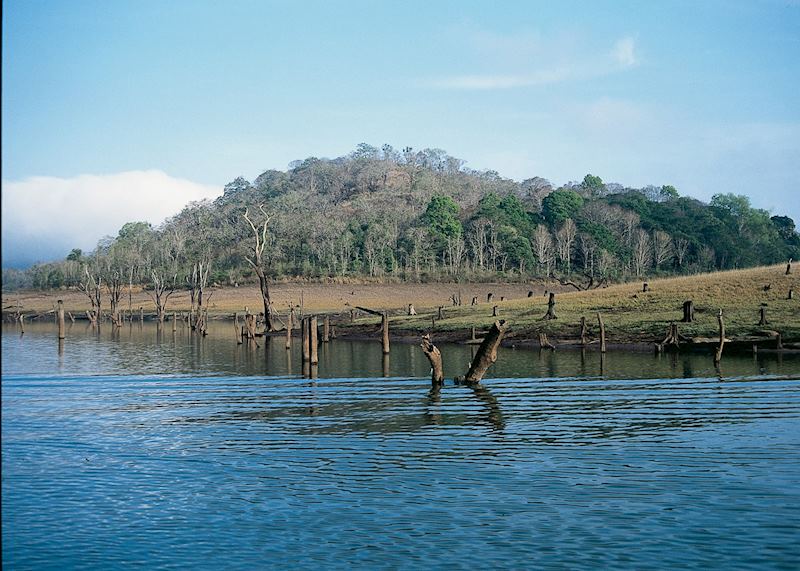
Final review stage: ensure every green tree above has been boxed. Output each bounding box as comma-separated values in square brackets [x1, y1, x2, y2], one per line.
[423, 195, 462, 242]
[542, 190, 584, 225]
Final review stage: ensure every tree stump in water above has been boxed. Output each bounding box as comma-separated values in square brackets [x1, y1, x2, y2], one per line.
[323, 316, 330, 343]
[580, 316, 587, 346]
[682, 300, 694, 323]
[309, 316, 319, 365]
[543, 292, 557, 320]
[714, 309, 725, 365]
[421, 334, 444, 385]
[381, 312, 390, 355]
[538, 332, 555, 350]
[301, 317, 310, 363]
[597, 312, 606, 353]
[457, 320, 508, 384]
[57, 300, 65, 340]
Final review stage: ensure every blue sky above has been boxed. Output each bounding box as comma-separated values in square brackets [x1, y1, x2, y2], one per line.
[2, 0, 799, 267]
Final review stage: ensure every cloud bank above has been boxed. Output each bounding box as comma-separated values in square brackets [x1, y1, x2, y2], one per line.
[1, 170, 221, 268]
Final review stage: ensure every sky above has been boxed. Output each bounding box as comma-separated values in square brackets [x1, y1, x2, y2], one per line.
[2, 0, 799, 267]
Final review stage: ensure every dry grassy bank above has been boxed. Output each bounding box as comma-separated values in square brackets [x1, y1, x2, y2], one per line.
[4, 264, 798, 345]
[381, 264, 800, 344]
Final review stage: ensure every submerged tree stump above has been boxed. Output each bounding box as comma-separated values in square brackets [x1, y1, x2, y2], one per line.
[301, 317, 310, 363]
[682, 300, 694, 323]
[458, 320, 508, 384]
[323, 315, 330, 343]
[421, 334, 444, 385]
[580, 316, 588, 347]
[309, 316, 319, 365]
[597, 312, 607, 353]
[382, 312, 390, 355]
[543, 292, 557, 320]
[285, 309, 293, 349]
[714, 309, 725, 365]
[57, 300, 65, 340]
[538, 332, 555, 350]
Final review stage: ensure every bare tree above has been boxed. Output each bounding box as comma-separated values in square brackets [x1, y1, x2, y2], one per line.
[532, 225, 554, 276]
[555, 219, 577, 274]
[652, 230, 673, 269]
[77, 265, 102, 324]
[243, 206, 274, 331]
[148, 270, 176, 323]
[674, 237, 689, 268]
[632, 229, 652, 277]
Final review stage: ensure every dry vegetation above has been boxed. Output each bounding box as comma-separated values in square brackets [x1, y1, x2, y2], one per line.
[5, 264, 798, 346]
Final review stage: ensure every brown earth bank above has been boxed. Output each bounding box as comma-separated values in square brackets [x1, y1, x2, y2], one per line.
[4, 265, 799, 355]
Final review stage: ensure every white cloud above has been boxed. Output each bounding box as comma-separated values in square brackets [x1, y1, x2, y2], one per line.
[612, 37, 638, 67]
[432, 34, 639, 90]
[1, 170, 221, 267]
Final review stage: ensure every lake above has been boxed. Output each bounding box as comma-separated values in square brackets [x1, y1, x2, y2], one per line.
[3, 321, 800, 569]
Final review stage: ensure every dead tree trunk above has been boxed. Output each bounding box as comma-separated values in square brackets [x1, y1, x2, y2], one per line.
[421, 334, 444, 385]
[458, 320, 507, 383]
[538, 332, 555, 350]
[789, 288, 794, 300]
[438, 306, 444, 320]
[643, 282, 649, 293]
[471, 296, 478, 306]
[57, 300, 66, 340]
[323, 316, 330, 342]
[787, 258, 792, 275]
[657, 323, 680, 352]
[382, 313, 390, 355]
[714, 309, 725, 365]
[243, 206, 274, 332]
[285, 308, 293, 349]
[543, 292, 557, 320]
[309, 316, 319, 365]
[597, 312, 607, 353]
[758, 306, 768, 326]
[682, 300, 694, 323]
[234, 313, 243, 344]
[408, 304, 417, 316]
[172, 312, 177, 332]
[492, 305, 499, 317]
[487, 293, 494, 304]
[580, 317, 588, 346]
[301, 317, 310, 363]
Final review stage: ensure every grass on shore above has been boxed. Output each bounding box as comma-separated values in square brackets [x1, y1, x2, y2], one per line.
[376, 264, 800, 344]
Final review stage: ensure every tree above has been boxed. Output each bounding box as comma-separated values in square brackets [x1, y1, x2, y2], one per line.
[580, 174, 606, 197]
[243, 205, 275, 331]
[555, 219, 577, 273]
[423, 195, 462, 247]
[542, 190, 584, 225]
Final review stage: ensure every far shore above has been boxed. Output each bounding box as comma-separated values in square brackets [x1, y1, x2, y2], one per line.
[4, 265, 799, 356]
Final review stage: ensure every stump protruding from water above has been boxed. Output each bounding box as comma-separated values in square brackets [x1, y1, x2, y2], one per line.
[421, 334, 444, 386]
[457, 320, 508, 384]
[758, 306, 769, 326]
[57, 300, 66, 340]
[382, 312, 390, 355]
[657, 322, 681, 352]
[580, 316, 588, 346]
[597, 312, 607, 353]
[309, 316, 319, 365]
[538, 332, 555, 350]
[286, 308, 294, 349]
[234, 313, 243, 344]
[323, 315, 330, 343]
[172, 312, 177, 332]
[543, 292, 557, 320]
[139, 306, 144, 324]
[714, 309, 725, 365]
[301, 317, 310, 363]
[682, 300, 694, 323]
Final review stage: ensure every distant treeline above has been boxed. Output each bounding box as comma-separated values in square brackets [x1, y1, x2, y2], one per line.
[4, 143, 798, 291]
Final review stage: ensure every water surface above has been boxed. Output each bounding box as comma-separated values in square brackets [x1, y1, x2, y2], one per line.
[3, 322, 800, 569]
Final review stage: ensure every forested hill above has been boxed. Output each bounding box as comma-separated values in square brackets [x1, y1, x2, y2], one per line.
[6, 144, 799, 290]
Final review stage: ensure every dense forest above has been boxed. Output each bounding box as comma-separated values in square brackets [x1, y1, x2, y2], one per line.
[4, 143, 799, 294]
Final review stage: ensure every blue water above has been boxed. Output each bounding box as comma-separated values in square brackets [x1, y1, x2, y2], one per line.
[3, 323, 800, 569]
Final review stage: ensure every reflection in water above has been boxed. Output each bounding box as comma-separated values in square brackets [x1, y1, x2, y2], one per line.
[2, 323, 800, 570]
